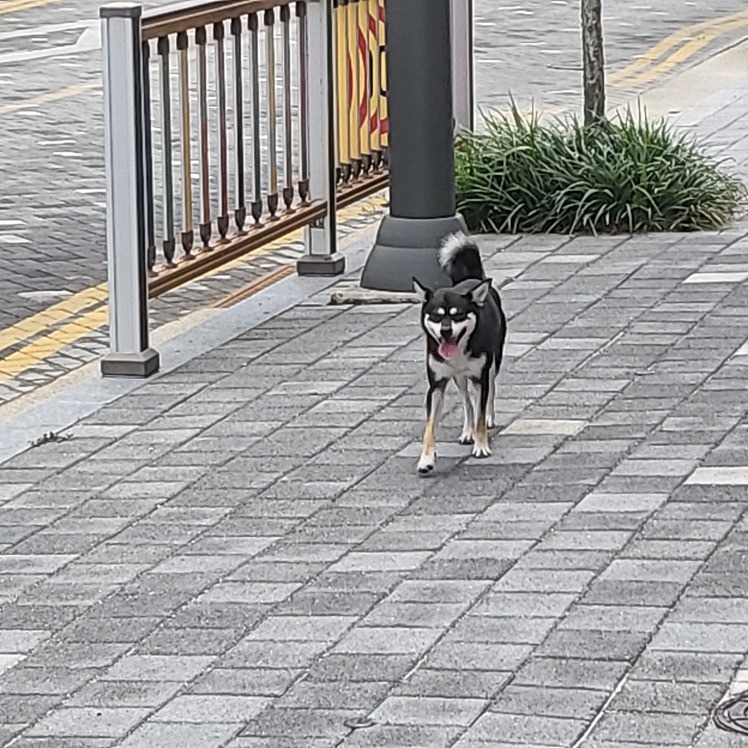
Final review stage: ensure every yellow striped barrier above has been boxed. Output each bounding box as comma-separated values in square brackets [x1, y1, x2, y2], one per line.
[335, 0, 388, 180]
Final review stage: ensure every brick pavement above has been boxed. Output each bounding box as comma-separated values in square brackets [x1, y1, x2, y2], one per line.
[2, 201, 748, 744]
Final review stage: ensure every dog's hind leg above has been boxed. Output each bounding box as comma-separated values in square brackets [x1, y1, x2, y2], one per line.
[417, 379, 447, 474]
[456, 376, 474, 444]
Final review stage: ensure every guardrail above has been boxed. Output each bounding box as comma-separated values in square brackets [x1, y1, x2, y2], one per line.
[99, 0, 472, 376]
[138, 0, 389, 295]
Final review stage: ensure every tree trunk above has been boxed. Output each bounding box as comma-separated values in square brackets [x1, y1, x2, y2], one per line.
[581, 0, 605, 125]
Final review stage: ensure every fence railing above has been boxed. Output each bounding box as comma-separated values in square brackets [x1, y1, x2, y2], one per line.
[99, 0, 472, 376]
[133, 0, 389, 296]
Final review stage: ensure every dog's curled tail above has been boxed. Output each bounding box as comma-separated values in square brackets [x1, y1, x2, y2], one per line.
[439, 232, 485, 284]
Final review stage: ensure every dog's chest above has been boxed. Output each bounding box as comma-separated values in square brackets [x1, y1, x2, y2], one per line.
[429, 352, 486, 381]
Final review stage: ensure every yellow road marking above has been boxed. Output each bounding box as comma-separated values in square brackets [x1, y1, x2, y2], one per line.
[0, 0, 58, 15]
[0, 284, 106, 354]
[609, 9, 748, 87]
[0, 306, 108, 378]
[0, 80, 99, 117]
[616, 15, 748, 88]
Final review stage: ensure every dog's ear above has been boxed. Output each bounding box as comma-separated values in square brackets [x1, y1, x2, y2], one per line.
[467, 278, 492, 307]
[412, 278, 432, 302]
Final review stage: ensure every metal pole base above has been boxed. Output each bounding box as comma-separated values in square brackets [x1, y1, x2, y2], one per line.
[296, 254, 346, 277]
[101, 348, 160, 378]
[361, 214, 468, 292]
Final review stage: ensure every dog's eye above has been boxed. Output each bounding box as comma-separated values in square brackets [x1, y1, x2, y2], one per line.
[451, 313, 467, 322]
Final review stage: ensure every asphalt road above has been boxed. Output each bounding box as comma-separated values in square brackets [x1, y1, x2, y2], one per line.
[0, 0, 747, 329]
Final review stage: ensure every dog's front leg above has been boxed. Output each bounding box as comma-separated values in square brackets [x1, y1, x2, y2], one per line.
[417, 378, 446, 474]
[455, 376, 474, 444]
[472, 369, 492, 459]
[487, 359, 497, 430]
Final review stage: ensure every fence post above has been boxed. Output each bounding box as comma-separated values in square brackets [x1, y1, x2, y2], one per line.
[297, 0, 345, 276]
[361, 0, 466, 292]
[451, 0, 474, 133]
[99, 3, 160, 378]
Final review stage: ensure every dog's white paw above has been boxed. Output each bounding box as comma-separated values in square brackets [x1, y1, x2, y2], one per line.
[472, 442, 491, 459]
[458, 432, 474, 445]
[417, 453, 436, 475]
[486, 416, 496, 430]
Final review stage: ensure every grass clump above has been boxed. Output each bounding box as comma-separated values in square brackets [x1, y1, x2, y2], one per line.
[455, 106, 746, 235]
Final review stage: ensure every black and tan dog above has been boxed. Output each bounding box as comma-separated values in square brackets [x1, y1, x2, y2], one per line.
[413, 233, 507, 474]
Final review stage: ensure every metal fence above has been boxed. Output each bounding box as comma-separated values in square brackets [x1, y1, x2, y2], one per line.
[99, 0, 472, 376]
[137, 0, 389, 296]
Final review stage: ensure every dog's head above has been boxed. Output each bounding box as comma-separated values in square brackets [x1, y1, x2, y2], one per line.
[413, 278, 491, 360]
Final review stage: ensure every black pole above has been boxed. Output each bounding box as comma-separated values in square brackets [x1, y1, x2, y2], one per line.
[361, 0, 467, 292]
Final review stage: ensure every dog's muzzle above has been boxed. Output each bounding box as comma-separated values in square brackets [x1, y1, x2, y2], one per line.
[438, 328, 459, 359]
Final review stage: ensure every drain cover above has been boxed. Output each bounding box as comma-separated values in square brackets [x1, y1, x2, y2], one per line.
[714, 692, 748, 735]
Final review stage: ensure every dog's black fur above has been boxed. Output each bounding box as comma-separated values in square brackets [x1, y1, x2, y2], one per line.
[413, 233, 507, 474]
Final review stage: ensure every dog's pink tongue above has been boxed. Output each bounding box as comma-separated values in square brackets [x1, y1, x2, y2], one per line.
[439, 341, 459, 359]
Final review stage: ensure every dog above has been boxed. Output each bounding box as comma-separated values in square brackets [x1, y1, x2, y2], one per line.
[412, 232, 507, 474]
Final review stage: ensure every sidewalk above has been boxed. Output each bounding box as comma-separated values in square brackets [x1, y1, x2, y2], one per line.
[1, 68, 748, 748]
